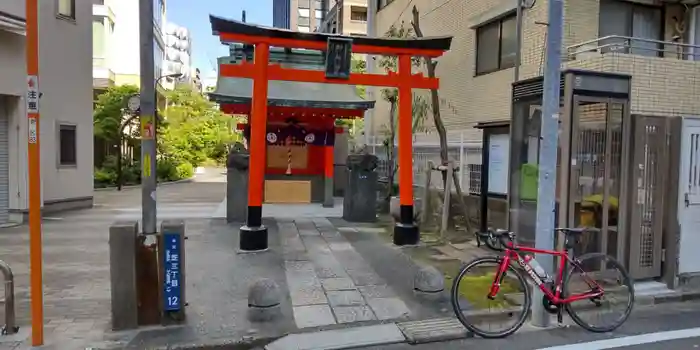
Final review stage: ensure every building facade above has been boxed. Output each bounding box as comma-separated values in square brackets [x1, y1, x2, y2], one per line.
[372, 0, 700, 141]
[373, 0, 700, 287]
[92, 0, 168, 93]
[0, 0, 94, 224]
[318, 0, 368, 35]
[273, 0, 324, 32]
[163, 22, 194, 88]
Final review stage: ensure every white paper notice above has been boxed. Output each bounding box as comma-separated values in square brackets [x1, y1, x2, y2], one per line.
[488, 134, 510, 195]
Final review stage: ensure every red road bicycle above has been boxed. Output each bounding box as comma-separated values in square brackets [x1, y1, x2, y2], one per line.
[451, 228, 635, 338]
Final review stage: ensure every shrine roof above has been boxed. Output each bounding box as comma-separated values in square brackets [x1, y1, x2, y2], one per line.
[210, 15, 452, 52]
[209, 56, 375, 110]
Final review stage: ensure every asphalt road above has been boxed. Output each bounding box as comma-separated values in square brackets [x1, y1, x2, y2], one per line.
[357, 301, 700, 350]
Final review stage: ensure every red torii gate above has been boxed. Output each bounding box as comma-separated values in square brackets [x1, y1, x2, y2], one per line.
[210, 15, 452, 251]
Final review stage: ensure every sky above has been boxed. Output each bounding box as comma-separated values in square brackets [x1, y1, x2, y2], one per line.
[166, 0, 273, 76]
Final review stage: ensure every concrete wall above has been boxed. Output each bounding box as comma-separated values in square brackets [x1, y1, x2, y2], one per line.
[1, 0, 95, 221]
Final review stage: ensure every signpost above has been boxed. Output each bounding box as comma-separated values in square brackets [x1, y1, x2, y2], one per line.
[162, 233, 182, 312]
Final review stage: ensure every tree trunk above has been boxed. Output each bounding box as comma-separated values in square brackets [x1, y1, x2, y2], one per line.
[411, 6, 473, 234]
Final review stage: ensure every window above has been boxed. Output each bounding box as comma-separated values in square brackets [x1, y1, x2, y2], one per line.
[59, 124, 77, 167]
[475, 14, 517, 75]
[298, 26, 311, 32]
[598, 0, 662, 57]
[350, 6, 367, 22]
[57, 0, 75, 19]
[315, 10, 323, 19]
[298, 8, 310, 17]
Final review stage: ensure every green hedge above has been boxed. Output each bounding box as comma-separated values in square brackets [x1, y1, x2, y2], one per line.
[94, 155, 194, 188]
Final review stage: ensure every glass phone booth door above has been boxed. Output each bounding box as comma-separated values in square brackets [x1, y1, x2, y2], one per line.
[567, 96, 627, 262]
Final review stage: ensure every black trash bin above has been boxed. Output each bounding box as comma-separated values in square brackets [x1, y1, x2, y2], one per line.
[343, 154, 378, 223]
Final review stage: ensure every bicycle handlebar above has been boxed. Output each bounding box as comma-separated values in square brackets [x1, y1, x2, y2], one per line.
[475, 229, 513, 252]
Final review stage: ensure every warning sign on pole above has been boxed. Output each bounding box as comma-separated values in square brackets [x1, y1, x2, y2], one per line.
[26, 75, 39, 114]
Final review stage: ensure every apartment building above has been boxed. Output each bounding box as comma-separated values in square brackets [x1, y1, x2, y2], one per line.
[374, 0, 700, 286]
[372, 0, 700, 140]
[319, 0, 369, 35]
[273, 0, 324, 32]
[0, 0, 94, 224]
[92, 0, 169, 96]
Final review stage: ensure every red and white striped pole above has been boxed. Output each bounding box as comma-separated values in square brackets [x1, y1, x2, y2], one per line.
[285, 136, 292, 175]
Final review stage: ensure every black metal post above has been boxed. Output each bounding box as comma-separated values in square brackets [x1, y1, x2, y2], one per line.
[117, 114, 139, 191]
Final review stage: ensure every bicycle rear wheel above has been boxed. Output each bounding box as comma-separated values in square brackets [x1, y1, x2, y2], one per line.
[564, 253, 634, 333]
[451, 256, 531, 338]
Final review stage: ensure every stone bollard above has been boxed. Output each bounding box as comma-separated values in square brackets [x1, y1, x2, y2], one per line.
[413, 266, 445, 301]
[109, 221, 139, 330]
[227, 144, 249, 223]
[248, 278, 282, 322]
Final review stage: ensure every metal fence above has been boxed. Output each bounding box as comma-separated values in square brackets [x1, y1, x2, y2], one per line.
[366, 131, 483, 195]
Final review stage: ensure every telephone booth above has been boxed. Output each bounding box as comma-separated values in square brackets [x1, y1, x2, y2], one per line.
[508, 69, 631, 263]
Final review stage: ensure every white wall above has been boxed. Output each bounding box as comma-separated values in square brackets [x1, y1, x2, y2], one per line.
[38, 0, 94, 203]
[1, 0, 94, 215]
[109, 0, 141, 76]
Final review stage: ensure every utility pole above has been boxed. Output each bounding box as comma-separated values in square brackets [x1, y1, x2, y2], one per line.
[364, 0, 377, 148]
[531, 0, 563, 328]
[25, 0, 43, 345]
[514, 0, 523, 82]
[139, 0, 158, 235]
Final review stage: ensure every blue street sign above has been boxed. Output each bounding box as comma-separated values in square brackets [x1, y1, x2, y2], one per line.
[163, 232, 182, 311]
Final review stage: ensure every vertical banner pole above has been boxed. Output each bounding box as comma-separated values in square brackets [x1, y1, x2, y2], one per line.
[25, 0, 44, 345]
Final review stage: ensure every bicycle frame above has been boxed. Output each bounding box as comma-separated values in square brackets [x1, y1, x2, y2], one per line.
[489, 243, 604, 305]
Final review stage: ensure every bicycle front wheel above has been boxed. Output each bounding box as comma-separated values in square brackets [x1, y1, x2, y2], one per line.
[564, 253, 634, 333]
[451, 256, 531, 339]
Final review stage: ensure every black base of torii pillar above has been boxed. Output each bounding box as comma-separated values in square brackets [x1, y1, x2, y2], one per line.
[240, 206, 268, 251]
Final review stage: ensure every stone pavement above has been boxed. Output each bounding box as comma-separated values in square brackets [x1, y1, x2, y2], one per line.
[279, 217, 411, 328]
[0, 172, 454, 350]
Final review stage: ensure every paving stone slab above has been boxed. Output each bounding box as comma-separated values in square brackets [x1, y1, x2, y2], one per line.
[367, 297, 411, 320]
[321, 277, 357, 291]
[327, 290, 366, 307]
[292, 304, 336, 328]
[333, 305, 377, 323]
[358, 284, 398, 299]
[290, 287, 328, 306]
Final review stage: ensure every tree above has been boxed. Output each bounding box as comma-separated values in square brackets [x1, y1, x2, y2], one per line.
[93, 84, 139, 144]
[158, 86, 240, 167]
[378, 23, 430, 205]
[410, 6, 473, 233]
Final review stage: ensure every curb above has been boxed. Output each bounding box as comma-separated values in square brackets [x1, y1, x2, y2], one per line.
[94, 178, 194, 192]
[82, 291, 700, 350]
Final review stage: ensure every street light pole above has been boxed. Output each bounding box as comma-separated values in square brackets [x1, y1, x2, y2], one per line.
[531, 0, 564, 328]
[139, 0, 157, 235]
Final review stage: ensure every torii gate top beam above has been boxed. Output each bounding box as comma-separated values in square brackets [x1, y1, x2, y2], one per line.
[210, 15, 452, 58]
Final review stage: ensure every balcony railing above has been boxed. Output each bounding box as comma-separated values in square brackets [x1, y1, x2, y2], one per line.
[566, 35, 700, 117]
[567, 35, 700, 61]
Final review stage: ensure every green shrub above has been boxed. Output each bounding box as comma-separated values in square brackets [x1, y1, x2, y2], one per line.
[94, 168, 116, 188]
[175, 162, 194, 179]
[157, 158, 179, 182]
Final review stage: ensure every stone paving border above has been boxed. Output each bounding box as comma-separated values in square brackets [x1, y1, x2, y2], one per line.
[278, 218, 411, 329]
